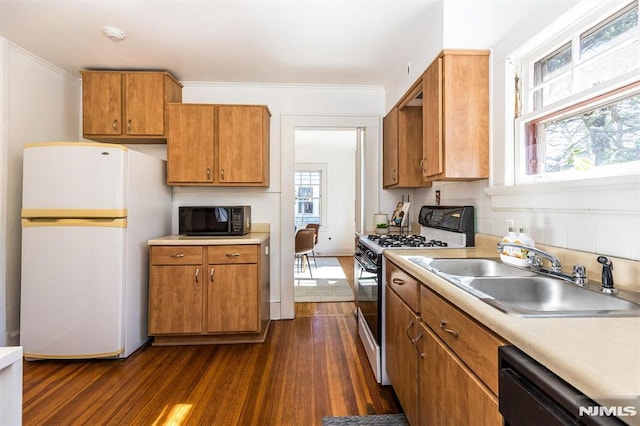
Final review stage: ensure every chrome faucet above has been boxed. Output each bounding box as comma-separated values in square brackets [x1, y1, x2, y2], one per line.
[496, 242, 588, 287]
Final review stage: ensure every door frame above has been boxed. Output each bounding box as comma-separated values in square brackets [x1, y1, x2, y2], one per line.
[280, 114, 379, 319]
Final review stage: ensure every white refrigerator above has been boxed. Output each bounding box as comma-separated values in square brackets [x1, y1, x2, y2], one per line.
[20, 142, 171, 359]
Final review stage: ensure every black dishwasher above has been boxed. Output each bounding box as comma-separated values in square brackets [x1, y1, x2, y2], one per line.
[499, 346, 631, 425]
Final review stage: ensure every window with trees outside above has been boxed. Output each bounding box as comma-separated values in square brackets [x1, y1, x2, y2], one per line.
[294, 170, 322, 228]
[515, 0, 640, 183]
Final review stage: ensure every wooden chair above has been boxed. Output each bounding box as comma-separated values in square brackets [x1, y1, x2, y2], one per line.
[305, 223, 320, 267]
[295, 228, 316, 278]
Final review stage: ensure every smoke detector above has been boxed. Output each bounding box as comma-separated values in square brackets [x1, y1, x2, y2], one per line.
[102, 27, 126, 41]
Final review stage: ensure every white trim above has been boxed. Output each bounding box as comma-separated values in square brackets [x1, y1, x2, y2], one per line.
[485, 175, 640, 211]
[280, 114, 379, 319]
[0, 38, 8, 345]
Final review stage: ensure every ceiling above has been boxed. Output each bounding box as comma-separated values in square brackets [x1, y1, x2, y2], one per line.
[0, 0, 438, 85]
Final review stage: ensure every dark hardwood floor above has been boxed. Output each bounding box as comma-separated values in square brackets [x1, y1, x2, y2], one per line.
[23, 256, 401, 425]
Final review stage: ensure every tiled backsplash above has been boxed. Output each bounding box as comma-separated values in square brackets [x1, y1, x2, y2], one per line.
[408, 180, 640, 262]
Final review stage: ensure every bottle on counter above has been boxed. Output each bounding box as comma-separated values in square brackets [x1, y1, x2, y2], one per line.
[500, 220, 518, 257]
[500, 220, 532, 267]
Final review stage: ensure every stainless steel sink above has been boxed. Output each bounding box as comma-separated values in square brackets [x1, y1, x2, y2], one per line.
[465, 277, 640, 317]
[407, 257, 537, 278]
[403, 256, 640, 317]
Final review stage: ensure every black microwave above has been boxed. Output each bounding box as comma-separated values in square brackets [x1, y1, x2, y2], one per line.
[179, 206, 251, 236]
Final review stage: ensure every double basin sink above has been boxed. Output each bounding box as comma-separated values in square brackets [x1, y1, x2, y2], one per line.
[405, 257, 640, 317]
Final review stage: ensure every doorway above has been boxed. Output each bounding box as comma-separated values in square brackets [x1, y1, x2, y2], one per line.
[280, 114, 380, 319]
[294, 129, 357, 303]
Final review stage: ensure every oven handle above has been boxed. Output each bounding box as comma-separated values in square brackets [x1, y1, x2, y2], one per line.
[354, 252, 378, 274]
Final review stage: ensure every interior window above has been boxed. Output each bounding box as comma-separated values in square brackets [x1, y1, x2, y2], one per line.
[517, 0, 640, 182]
[294, 170, 322, 228]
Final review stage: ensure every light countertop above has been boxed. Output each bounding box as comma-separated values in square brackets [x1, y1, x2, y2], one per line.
[148, 232, 270, 246]
[384, 247, 640, 412]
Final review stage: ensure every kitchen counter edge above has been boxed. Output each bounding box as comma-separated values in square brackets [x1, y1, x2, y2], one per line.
[148, 233, 270, 246]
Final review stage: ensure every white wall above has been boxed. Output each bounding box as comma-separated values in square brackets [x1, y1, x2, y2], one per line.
[295, 129, 357, 256]
[0, 40, 81, 345]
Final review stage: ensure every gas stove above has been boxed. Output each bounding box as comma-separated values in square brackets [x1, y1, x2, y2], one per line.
[359, 205, 475, 254]
[355, 205, 475, 385]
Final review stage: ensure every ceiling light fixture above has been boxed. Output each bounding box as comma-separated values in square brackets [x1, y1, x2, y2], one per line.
[102, 27, 126, 41]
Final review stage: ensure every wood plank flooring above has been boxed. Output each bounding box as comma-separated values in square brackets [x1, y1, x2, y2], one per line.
[22, 256, 401, 425]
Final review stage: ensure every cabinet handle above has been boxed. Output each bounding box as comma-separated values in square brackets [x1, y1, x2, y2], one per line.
[127, 119, 132, 131]
[392, 277, 405, 285]
[413, 332, 424, 358]
[439, 319, 459, 338]
[210, 267, 214, 282]
[405, 320, 415, 342]
[206, 167, 211, 179]
[195, 268, 200, 283]
[112, 119, 118, 130]
[221, 168, 225, 180]
[170, 253, 185, 259]
[225, 253, 241, 257]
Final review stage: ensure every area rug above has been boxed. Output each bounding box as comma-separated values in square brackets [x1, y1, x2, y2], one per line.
[295, 257, 354, 302]
[322, 413, 408, 425]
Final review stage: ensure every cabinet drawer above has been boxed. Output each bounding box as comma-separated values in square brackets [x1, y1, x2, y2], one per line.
[208, 245, 257, 264]
[420, 286, 507, 395]
[386, 260, 419, 312]
[151, 246, 203, 265]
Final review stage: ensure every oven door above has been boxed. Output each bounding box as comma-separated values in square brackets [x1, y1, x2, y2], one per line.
[354, 250, 380, 343]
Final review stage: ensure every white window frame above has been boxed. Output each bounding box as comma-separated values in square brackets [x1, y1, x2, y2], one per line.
[294, 163, 328, 227]
[514, 0, 640, 185]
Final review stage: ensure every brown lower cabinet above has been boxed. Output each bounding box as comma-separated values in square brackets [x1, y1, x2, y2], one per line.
[148, 239, 270, 345]
[385, 259, 506, 425]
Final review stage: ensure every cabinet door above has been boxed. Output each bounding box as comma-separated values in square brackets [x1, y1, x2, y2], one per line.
[167, 104, 215, 184]
[149, 265, 203, 334]
[82, 72, 122, 135]
[418, 322, 501, 426]
[385, 286, 419, 425]
[383, 108, 399, 187]
[441, 54, 489, 179]
[124, 73, 165, 136]
[422, 57, 443, 178]
[217, 106, 266, 184]
[207, 264, 259, 333]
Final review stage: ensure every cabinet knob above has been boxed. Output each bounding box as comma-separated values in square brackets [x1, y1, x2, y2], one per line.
[112, 119, 118, 130]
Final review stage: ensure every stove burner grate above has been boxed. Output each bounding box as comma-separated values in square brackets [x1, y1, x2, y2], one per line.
[366, 234, 448, 248]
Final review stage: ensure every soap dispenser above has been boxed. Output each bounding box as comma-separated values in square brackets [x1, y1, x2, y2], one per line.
[516, 226, 535, 258]
[500, 220, 517, 257]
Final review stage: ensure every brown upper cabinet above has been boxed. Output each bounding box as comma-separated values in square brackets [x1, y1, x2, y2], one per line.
[81, 71, 183, 144]
[166, 103, 270, 187]
[383, 78, 427, 189]
[422, 50, 489, 181]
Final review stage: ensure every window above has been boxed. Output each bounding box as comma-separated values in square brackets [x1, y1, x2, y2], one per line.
[294, 170, 322, 227]
[516, 0, 640, 183]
